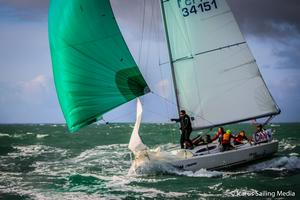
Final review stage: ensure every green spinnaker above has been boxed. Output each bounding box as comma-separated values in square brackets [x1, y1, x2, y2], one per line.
[49, 0, 148, 132]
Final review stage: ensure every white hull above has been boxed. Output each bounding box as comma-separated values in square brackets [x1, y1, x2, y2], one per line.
[132, 140, 278, 172]
[172, 140, 278, 171]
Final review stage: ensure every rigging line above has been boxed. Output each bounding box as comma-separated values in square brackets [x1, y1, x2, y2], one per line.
[151, 91, 177, 108]
[263, 115, 274, 126]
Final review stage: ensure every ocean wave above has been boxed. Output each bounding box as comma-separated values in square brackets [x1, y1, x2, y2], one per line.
[246, 156, 300, 172]
[0, 189, 112, 200]
[110, 185, 186, 199]
[36, 134, 49, 139]
[128, 149, 223, 178]
[31, 144, 131, 178]
[130, 161, 223, 178]
[279, 139, 297, 151]
[0, 133, 10, 137]
[173, 168, 223, 178]
[73, 144, 129, 163]
[0, 133, 24, 138]
[1, 132, 36, 138]
[8, 145, 68, 158]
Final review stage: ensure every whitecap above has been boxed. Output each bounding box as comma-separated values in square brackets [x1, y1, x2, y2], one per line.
[9, 145, 68, 158]
[279, 139, 297, 151]
[0, 133, 10, 137]
[270, 124, 280, 127]
[36, 134, 49, 139]
[174, 168, 223, 178]
[283, 144, 296, 150]
[247, 156, 300, 171]
[208, 183, 223, 191]
[12, 134, 23, 138]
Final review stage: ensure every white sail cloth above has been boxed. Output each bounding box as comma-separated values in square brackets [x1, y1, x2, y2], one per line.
[128, 98, 148, 153]
[161, 0, 280, 129]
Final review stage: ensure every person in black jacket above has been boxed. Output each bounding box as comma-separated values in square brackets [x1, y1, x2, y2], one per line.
[171, 110, 193, 149]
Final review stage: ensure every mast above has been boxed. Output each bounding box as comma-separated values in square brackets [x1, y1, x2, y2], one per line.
[159, 0, 181, 118]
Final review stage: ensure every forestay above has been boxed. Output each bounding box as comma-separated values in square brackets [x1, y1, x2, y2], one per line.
[49, 0, 149, 132]
[161, 0, 280, 130]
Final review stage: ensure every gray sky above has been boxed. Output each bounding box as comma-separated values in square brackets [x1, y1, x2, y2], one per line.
[0, 0, 299, 123]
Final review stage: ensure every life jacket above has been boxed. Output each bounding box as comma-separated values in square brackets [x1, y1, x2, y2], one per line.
[222, 133, 231, 144]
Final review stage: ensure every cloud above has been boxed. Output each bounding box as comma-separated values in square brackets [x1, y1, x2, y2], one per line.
[0, 74, 64, 123]
[228, 0, 300, 37]
[228, 0, 300, 71]
[1, 75, 52, 106]
[0, 0, 49, 21]
[269, 74, 300, 122]
[273, 39, 300, 70]
[17, 75, 49, 104]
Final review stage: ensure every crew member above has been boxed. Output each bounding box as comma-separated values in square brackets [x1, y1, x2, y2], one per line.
[171, 110, 193, 149]
[211, 127, 225, 144]
[234, 130, 250, 145]
[222, 129, 236, 151]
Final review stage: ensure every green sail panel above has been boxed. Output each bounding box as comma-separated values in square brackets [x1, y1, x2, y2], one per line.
[49, 0, 149, 132]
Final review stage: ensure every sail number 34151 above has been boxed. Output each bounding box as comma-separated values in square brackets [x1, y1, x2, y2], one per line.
[180, 0, 218, 17]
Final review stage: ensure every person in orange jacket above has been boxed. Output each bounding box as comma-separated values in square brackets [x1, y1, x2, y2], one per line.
[222, 129, 236, 151]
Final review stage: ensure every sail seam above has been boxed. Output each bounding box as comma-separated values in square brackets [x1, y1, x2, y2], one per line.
[172, 42, 246, 63]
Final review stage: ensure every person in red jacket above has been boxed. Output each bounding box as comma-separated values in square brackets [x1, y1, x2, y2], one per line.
[234, 130, 250, 145]
[211, 127, 225, 144]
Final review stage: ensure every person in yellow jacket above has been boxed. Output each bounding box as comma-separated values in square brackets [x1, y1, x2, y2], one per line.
[221, 130, 236, 151]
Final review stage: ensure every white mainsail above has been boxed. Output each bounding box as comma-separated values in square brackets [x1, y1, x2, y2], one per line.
[161, 0, 280, 129]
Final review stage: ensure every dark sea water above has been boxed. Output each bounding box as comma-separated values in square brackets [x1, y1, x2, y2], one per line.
[0, 123, 299, 199]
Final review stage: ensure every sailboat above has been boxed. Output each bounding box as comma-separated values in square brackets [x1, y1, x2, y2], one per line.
[49, 0, 281, 171]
